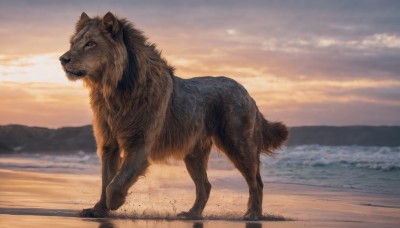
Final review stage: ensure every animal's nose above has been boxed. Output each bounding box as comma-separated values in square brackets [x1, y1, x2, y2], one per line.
[59, 54, 71, 65]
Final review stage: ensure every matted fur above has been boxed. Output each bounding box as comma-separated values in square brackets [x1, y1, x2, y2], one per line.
[60, 12, 288, 220]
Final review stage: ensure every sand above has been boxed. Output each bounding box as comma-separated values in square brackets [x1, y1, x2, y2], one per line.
[0, 159, 399, 228]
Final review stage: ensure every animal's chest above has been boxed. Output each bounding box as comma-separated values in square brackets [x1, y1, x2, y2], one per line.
[93, 95, 134, 135]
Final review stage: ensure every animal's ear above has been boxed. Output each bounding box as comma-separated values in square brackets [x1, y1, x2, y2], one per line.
[80, 12, 90, 22]
[76, 12, 91, 31]
[102, 12, 120, 37]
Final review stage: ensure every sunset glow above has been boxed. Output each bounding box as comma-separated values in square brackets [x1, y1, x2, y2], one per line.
[1, 0, 399, 127]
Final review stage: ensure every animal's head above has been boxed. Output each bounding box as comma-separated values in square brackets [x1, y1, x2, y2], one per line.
[59, 12, 127, 84]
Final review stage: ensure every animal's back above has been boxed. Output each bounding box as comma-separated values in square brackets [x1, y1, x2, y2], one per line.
[151, 75, 286, 160]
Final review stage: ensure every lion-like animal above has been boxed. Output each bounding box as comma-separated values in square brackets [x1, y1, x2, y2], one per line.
[59, 12, 288, 220]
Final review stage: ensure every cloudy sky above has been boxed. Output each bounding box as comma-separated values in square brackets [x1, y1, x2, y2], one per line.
[0, 0, 399, 127]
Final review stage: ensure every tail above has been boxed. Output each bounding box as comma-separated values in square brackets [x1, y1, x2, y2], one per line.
[261, 118, 289, 156]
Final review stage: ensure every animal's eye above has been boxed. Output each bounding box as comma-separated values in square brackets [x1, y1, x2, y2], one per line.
[84, 41, 96, 49]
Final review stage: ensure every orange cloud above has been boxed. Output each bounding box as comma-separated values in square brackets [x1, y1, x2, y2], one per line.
[0, 82, 91, 128]
[1, 51, 400, 127]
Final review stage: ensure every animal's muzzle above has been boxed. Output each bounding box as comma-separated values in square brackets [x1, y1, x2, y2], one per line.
[59, 53, 71, 66]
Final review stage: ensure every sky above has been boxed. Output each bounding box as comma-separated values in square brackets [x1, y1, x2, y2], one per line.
[0, 0, 400, 127]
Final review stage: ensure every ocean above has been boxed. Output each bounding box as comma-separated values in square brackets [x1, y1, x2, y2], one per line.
[1, 145, 399, 195]
[261, 145, 400, 195]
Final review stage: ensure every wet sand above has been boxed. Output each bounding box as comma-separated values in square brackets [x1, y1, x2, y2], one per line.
[0, 160, 399, 228]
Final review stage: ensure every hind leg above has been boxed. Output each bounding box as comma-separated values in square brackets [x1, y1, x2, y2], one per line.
[178, 140, 212, 219]
[224, 147, 263, 220]
[247, 165, 264, 220]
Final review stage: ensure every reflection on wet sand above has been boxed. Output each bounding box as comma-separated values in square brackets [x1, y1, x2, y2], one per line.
[1, 161, 399, 228]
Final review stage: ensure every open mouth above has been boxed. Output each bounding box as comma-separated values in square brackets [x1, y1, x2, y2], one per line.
[66, 70, 87, 78]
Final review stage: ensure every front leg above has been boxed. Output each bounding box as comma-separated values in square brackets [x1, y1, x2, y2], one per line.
[80, 144, 120, 218]
[105, 146, 149, 211]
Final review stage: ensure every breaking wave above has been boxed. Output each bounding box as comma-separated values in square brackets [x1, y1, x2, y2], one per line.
[261, 145, 400, 194]
[264, 145, 400, 171]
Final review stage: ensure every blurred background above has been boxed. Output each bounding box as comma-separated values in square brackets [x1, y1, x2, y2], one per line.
[1, 0, 400, 127]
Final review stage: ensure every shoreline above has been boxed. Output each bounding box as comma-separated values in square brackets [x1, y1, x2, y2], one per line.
[1, 166, 400, 227]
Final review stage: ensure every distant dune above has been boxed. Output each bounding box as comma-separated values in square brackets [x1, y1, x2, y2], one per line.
[0, 125, 95, 153]
[0, 124, 399, 153]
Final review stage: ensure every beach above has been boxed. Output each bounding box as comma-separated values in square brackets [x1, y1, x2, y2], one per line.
[0, 149, 399, 227]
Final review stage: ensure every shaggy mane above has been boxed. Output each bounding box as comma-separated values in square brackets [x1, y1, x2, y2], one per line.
[118, 19, 175, 93]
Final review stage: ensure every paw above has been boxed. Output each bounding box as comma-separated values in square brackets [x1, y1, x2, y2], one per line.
[243, 210, 263, 221]
[106, 185, 126, 210]
[177, 211, 202, 220]
[80, 207, 109, 218]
